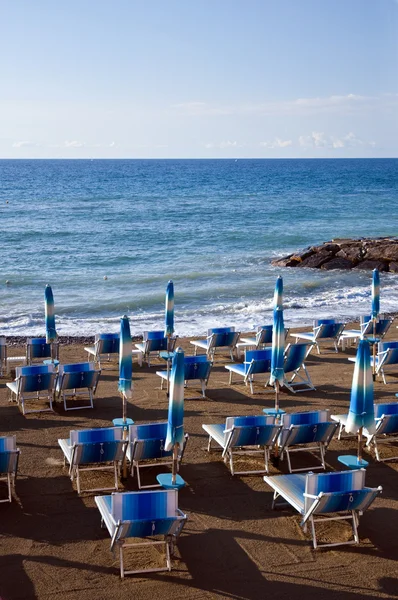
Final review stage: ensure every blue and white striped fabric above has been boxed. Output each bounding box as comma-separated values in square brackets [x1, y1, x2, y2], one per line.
[225, 415, 275, 429]
[165, 347, 185, 451]
[118, 315, 133, 399]
[0, 435, 16, 453]
[112, 489, 177, 521]
[70, 427, 123, 445]
[164, 280, 175, 337]
[305, 469, 365, 511]
[269, 307, 285, 386]
[282, 410, 329, 427]
[44, 284, 57, 343]
[346, 340, 376, 435]
[273, 275, 283, 310]
[57, 362, 97, 391]
[128, 422, 172, 460]
[0, 436, 18, 475]
[15, 364, 55, 393]
[374, 402, 398, 418]
[371, 269, 380, 320]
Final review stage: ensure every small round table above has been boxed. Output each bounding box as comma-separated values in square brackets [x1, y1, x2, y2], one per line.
[337, 455, 369, 469]
[156, 473, 186, 489]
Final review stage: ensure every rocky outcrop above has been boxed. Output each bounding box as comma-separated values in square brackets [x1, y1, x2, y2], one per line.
[272, 237, 398, 272]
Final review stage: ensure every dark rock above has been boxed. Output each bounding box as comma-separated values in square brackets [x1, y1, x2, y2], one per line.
[321, 257, 354, 270]
[353, 260, 388, 271]
[389, 261, 398, 273]
[365, 244, 398, 262]
[297, 251, 333, 268]
[336, 247, 361, 264]
[321, 243, 340, 254]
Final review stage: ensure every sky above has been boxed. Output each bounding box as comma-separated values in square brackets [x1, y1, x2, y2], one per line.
[1, 0, 397, 159]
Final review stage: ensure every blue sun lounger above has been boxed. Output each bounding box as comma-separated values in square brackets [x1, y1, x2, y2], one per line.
[156, 354, 212, 398]
[0, 435, 20, 503]
[58, 427, 127, 494]
[278, 410, 338, 473]
[6, 364, 57, 415]
[202, 415, 281, 475]
[264, 469, 382, 549]
[84, 333, 119, 368]
[225, 348, 272, 394]
[135, 330, 178, 367]
[95, 489, 187, 578]
[56, 362, 101, 411]
[291, 319, 345, 354]
[127, 422, 188, 489]
[190, 327, 240, 361]
[339, 315, 393, 350]
[26, 337, 59, 365]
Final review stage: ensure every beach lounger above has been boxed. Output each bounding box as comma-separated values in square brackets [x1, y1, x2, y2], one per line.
[281, 342, 315, 393]
[264, 469, 382, 549]
[236, 325, 273, 357]
[367, 341, 398, 384]
[55, 362, 101, 411]
[338, 315, 393, 350]
[127, 422, 188, 488]
[332, 402, 398, 462]
[84, 333, 119, 368]
[156, 354, 212, 398]
[202, 415, 281, 475]
[0, 435, 20, 503]
[278, 410, 338, 472]
[95, 489, 187, 578]
[134, 330, 177, 367]
[58, 427, 127, 494]
[6, 364, 57, 415]
[26, 337, 59, 365]
[0, 337, 6, 377]
[291, 319, 345, 354]
[225, 348, 272, 394]
[190, 327, 240, 361]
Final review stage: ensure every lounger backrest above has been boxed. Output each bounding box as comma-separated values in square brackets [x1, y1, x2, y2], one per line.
[27, 337, 52, 360]
[361, 316, 392, 337]
[281, 422, 337, 447]
[283, 343, 312, 373]
[0, 435, 16, 453]
[225, 415, 275, 430]
[304, 469, 365, 513]
[227, 424, 280, 447]
[183, 356, 212, 381]
[58, 362, 99, 390]
[378, 341, 398, 366]
[282, 410, 329, 428]
[314, 320, 344, 339]
[142, 331, 168, 352]
[70, 427, 122, 445]
[0, 336, 6, 361]
[207, 327, 235, 336]
[96, 333, 119, 354]
[128, 422, 172, 459]
[0, 435, 18, 474]
[16, 364, 56, 393]
[112, 489, 177, 521]
[244, 348, 272, 375]
[256, 325, 273, 344]
[374, 402, 398, 418]
[376, 414, 398, 435]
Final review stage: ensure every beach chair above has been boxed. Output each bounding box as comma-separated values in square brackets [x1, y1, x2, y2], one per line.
[84, 333, 119, 368]
[127, 422, 188, 489]
[236, 325, 273, 358]
[278, 410, 338, 473]
[58, 427, 127, 494]
[6, 364, 57, 415]
[281, 342, 315, 393]
[156, 354, 212, 398]
[291, 319, 345, 354]
[0, 435, 20, 503]
[264, 469, 382, 549]
[332, 402, 398, 462]
[369, 341, 398, 384]
[95, 489, 187, 578]
[26, 337, 59, 365]
[338, 315, 393, 350]
[134, 331, 177, 367]
[190, 327, 240, 361]
[56, 362, 101, 411]
[0, 337, 6, 377]
[202, 415, 281, 476]
[225, 348, 272, 394]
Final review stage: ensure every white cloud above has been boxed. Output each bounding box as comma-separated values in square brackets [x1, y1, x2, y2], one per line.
[260, 138, 293, 148]
[64, 140, 85, 148]
[299, 131, 376, 149]
[204, 140, 244, 149]
[12, 140, 38, 148]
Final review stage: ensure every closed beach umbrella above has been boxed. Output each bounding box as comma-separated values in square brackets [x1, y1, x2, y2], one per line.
[346, 339, 376, 461]
[165, 347, 185, 484]
[118, 315, 133, 423]
[371, 269, 380, 380]
[273, 275, 283, 310]
[164, 280, 175, 392]
[269, 277, 285, 412]
[44, 284, 57, 343]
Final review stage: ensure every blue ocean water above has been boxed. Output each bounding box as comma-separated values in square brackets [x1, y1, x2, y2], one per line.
[0, 158, 397, 337]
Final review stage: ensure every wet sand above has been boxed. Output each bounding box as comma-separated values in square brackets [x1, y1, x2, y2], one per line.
[1, 325, 398, 600]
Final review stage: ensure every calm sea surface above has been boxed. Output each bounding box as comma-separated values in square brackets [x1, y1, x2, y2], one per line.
[1, 158, 397, 337]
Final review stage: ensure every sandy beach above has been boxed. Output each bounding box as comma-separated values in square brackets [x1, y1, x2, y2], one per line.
[1, 325, 398, 600]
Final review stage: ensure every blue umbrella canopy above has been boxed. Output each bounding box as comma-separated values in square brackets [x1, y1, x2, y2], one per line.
[371, 269, 380, 320]
[273, 275, 283, 310]
[118, 315, 133, 401]
[44, 284, 57, 343]
[164, 280, 175, 337]
[269, 306, 285, 388]
[346, 339, 376, 436]
[165, 347, 185, 451]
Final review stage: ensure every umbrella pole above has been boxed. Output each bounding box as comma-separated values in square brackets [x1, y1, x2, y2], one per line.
[372, 318, 377, 381]
[275, 380, 280, 413]
[357, 427, 364, 463]
[172, 444, 178, 485]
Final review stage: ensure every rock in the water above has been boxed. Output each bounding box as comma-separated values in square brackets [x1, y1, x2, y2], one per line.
[272, 237, 398, 271]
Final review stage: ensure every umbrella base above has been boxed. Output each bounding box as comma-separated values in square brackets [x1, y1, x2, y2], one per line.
[338, 455, 369, 469]
[263, 408, 286, 418]
[156, 473, 186, 489]
[112, 418, 134, 429]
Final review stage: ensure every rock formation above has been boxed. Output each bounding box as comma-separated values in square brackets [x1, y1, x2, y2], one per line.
[272, 237, 398, 272]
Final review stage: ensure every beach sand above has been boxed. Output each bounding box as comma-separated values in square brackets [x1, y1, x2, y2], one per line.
[1, 325, 398, 600]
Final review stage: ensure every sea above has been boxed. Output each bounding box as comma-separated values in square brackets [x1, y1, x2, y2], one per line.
[1, 158, 397, 338]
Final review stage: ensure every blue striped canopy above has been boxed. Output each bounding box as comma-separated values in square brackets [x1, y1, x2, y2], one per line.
[44, 284, 57, 343]
[269, 306, 285, 386]
[118, 315, 133, 400]
[165, 347, 185, 451]
[164, 280, 175, 337]
[371, 269, 380, 320]
[273, 275, 283, 310]
[346, 339, 376, 435]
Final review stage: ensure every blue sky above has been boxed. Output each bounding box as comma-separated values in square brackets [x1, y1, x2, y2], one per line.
[1, 0, 397, 158]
